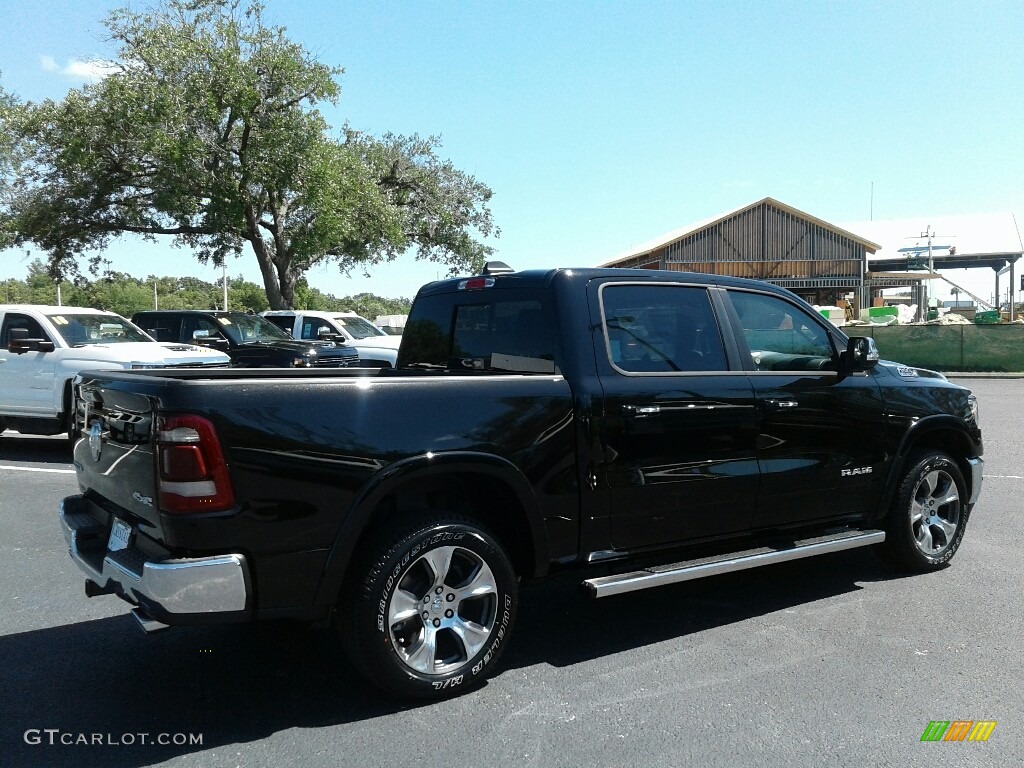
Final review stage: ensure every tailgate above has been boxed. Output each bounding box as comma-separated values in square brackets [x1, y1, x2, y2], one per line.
[73, 376, 164, 537]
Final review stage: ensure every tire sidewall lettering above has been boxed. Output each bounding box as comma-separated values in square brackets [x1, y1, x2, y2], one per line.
[471, 593, 513, 677]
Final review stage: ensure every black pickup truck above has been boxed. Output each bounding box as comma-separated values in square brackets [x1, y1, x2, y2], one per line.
[131, 309, 360, 368]
[62, 266, 983, 699]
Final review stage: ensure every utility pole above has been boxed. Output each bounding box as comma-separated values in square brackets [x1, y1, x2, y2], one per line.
[900, 226, 953, 320]
[222, 263, 228, 311]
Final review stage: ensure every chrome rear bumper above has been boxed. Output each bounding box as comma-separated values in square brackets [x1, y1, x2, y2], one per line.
[59, 495, 250, 618]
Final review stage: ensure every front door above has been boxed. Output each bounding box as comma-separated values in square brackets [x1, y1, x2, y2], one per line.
[725, 289, 886, 528]
[0, 313, 57, 418]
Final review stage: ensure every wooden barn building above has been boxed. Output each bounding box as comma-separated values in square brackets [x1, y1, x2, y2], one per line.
[599, 197, 888, 313]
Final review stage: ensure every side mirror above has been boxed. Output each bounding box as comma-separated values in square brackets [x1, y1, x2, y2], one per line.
[192, 330, 228, 349]
[7, 327, 56, 354]
[842, 336, 879, 373]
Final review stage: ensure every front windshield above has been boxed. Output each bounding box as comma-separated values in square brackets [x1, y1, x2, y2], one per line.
[48, 313, 153, 345]
[334, 315, 385, 339]
[217, 313, 293, 343]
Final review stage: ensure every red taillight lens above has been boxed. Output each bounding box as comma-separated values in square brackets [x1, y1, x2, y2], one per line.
[161, 445, 208, 480]
[457, 277, 495, 291]
[157, 414, 235, 513]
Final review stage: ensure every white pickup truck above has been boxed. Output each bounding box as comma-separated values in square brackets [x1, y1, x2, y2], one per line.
[0, 304, 230, 439]
[261, 310, 402, 367]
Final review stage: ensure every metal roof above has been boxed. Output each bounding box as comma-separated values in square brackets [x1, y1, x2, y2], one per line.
[841, 212, 1024, 272]
[599, 197, 882, 267]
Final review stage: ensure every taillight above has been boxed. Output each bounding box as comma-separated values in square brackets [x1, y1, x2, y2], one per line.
[156, 414, 235, 513]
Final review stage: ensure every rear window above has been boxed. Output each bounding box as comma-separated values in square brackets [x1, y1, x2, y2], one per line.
[398, 291, 557, 373]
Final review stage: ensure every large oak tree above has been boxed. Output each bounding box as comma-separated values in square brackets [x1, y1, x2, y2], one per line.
[2, 0, 497, 308]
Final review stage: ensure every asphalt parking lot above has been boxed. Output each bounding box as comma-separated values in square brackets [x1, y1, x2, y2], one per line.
[0, 377, 1021, 768]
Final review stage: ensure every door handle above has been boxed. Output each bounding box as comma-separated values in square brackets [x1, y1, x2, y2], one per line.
[621, 404, 661, 418]
[764, 399, 799, 409]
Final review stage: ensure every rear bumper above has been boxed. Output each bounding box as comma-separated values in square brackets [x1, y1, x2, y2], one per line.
[59, 495, 251, 621]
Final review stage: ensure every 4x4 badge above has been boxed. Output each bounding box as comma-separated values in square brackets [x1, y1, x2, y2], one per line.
[88, 422, 103, 462]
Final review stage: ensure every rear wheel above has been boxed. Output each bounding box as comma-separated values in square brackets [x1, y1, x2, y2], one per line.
[339, 516, 518, 699]
[880, 449, 969, 571]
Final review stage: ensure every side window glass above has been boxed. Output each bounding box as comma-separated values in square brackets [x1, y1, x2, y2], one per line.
[600, 284, 728, 373]
[1, 314, 48, 346]
[729, 291, 836, 371]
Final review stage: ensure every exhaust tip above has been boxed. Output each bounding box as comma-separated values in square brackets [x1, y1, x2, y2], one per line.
[84, 579, 115, 598]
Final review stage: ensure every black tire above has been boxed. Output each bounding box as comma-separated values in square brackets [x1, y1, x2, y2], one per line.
[879, 449, 969, 572]
[339, 516, 518, 700]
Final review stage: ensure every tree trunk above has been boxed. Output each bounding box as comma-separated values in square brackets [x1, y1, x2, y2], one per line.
[245, 209, 291, 309]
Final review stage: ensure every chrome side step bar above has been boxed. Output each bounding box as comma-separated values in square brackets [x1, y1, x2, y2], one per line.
[584, 529, 885, 599]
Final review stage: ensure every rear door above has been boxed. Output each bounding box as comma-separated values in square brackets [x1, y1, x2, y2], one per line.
[723, 288, 886, 527]
[591, 280, 760, 550]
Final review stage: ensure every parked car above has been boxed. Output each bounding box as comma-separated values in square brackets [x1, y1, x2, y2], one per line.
[262, 310, 402, 368]
[131, 310, 360, 368]
[61, 266, 983, 700]
[0, 304, 230, 439]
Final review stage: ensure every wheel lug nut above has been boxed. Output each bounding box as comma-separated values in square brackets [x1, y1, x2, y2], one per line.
[422, 612, 429, 620]
[435, 586, 444, 595]
[445, 609, 454, 618]
[446, 593, 455, 602]
[433, 618, 441, 628]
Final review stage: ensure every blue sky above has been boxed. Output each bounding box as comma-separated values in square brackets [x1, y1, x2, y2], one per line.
[3, 0, 1023, 303]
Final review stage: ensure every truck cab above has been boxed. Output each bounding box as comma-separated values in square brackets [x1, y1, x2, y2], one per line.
[261, 310, 401, 368]
[132, 309, 361, 368]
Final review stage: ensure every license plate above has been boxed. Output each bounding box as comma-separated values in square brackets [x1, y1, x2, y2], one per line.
[107, 518, 132, 552]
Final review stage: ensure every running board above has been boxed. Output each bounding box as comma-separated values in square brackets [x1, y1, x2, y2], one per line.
[584, 529, 885, 599]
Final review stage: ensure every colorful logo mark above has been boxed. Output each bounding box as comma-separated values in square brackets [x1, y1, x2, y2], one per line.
[921, 721, 996, 742]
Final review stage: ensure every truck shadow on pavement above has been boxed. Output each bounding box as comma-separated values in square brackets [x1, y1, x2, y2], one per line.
[1, 548, 901, 767]
[0, 434, 74, 465]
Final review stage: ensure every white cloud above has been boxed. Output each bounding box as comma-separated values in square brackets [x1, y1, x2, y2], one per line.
[39, 56, 116, 83]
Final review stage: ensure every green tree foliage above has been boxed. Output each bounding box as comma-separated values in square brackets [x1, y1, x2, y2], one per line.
[2, 260, 410, 320]
[0, 76, 23, 251]
[2, 0, 495, 309]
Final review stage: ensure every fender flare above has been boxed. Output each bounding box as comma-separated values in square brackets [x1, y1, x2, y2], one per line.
[314, 451, 551, 607]
[873, 413, 980, 520]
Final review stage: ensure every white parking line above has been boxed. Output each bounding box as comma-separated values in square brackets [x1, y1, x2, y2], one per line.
[0, 465, 75, 474]
[983, 474, 1023, 479]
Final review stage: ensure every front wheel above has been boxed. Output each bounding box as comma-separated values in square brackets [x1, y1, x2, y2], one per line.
[339, 517, 518, 700]
[880, 449, 969, 572]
